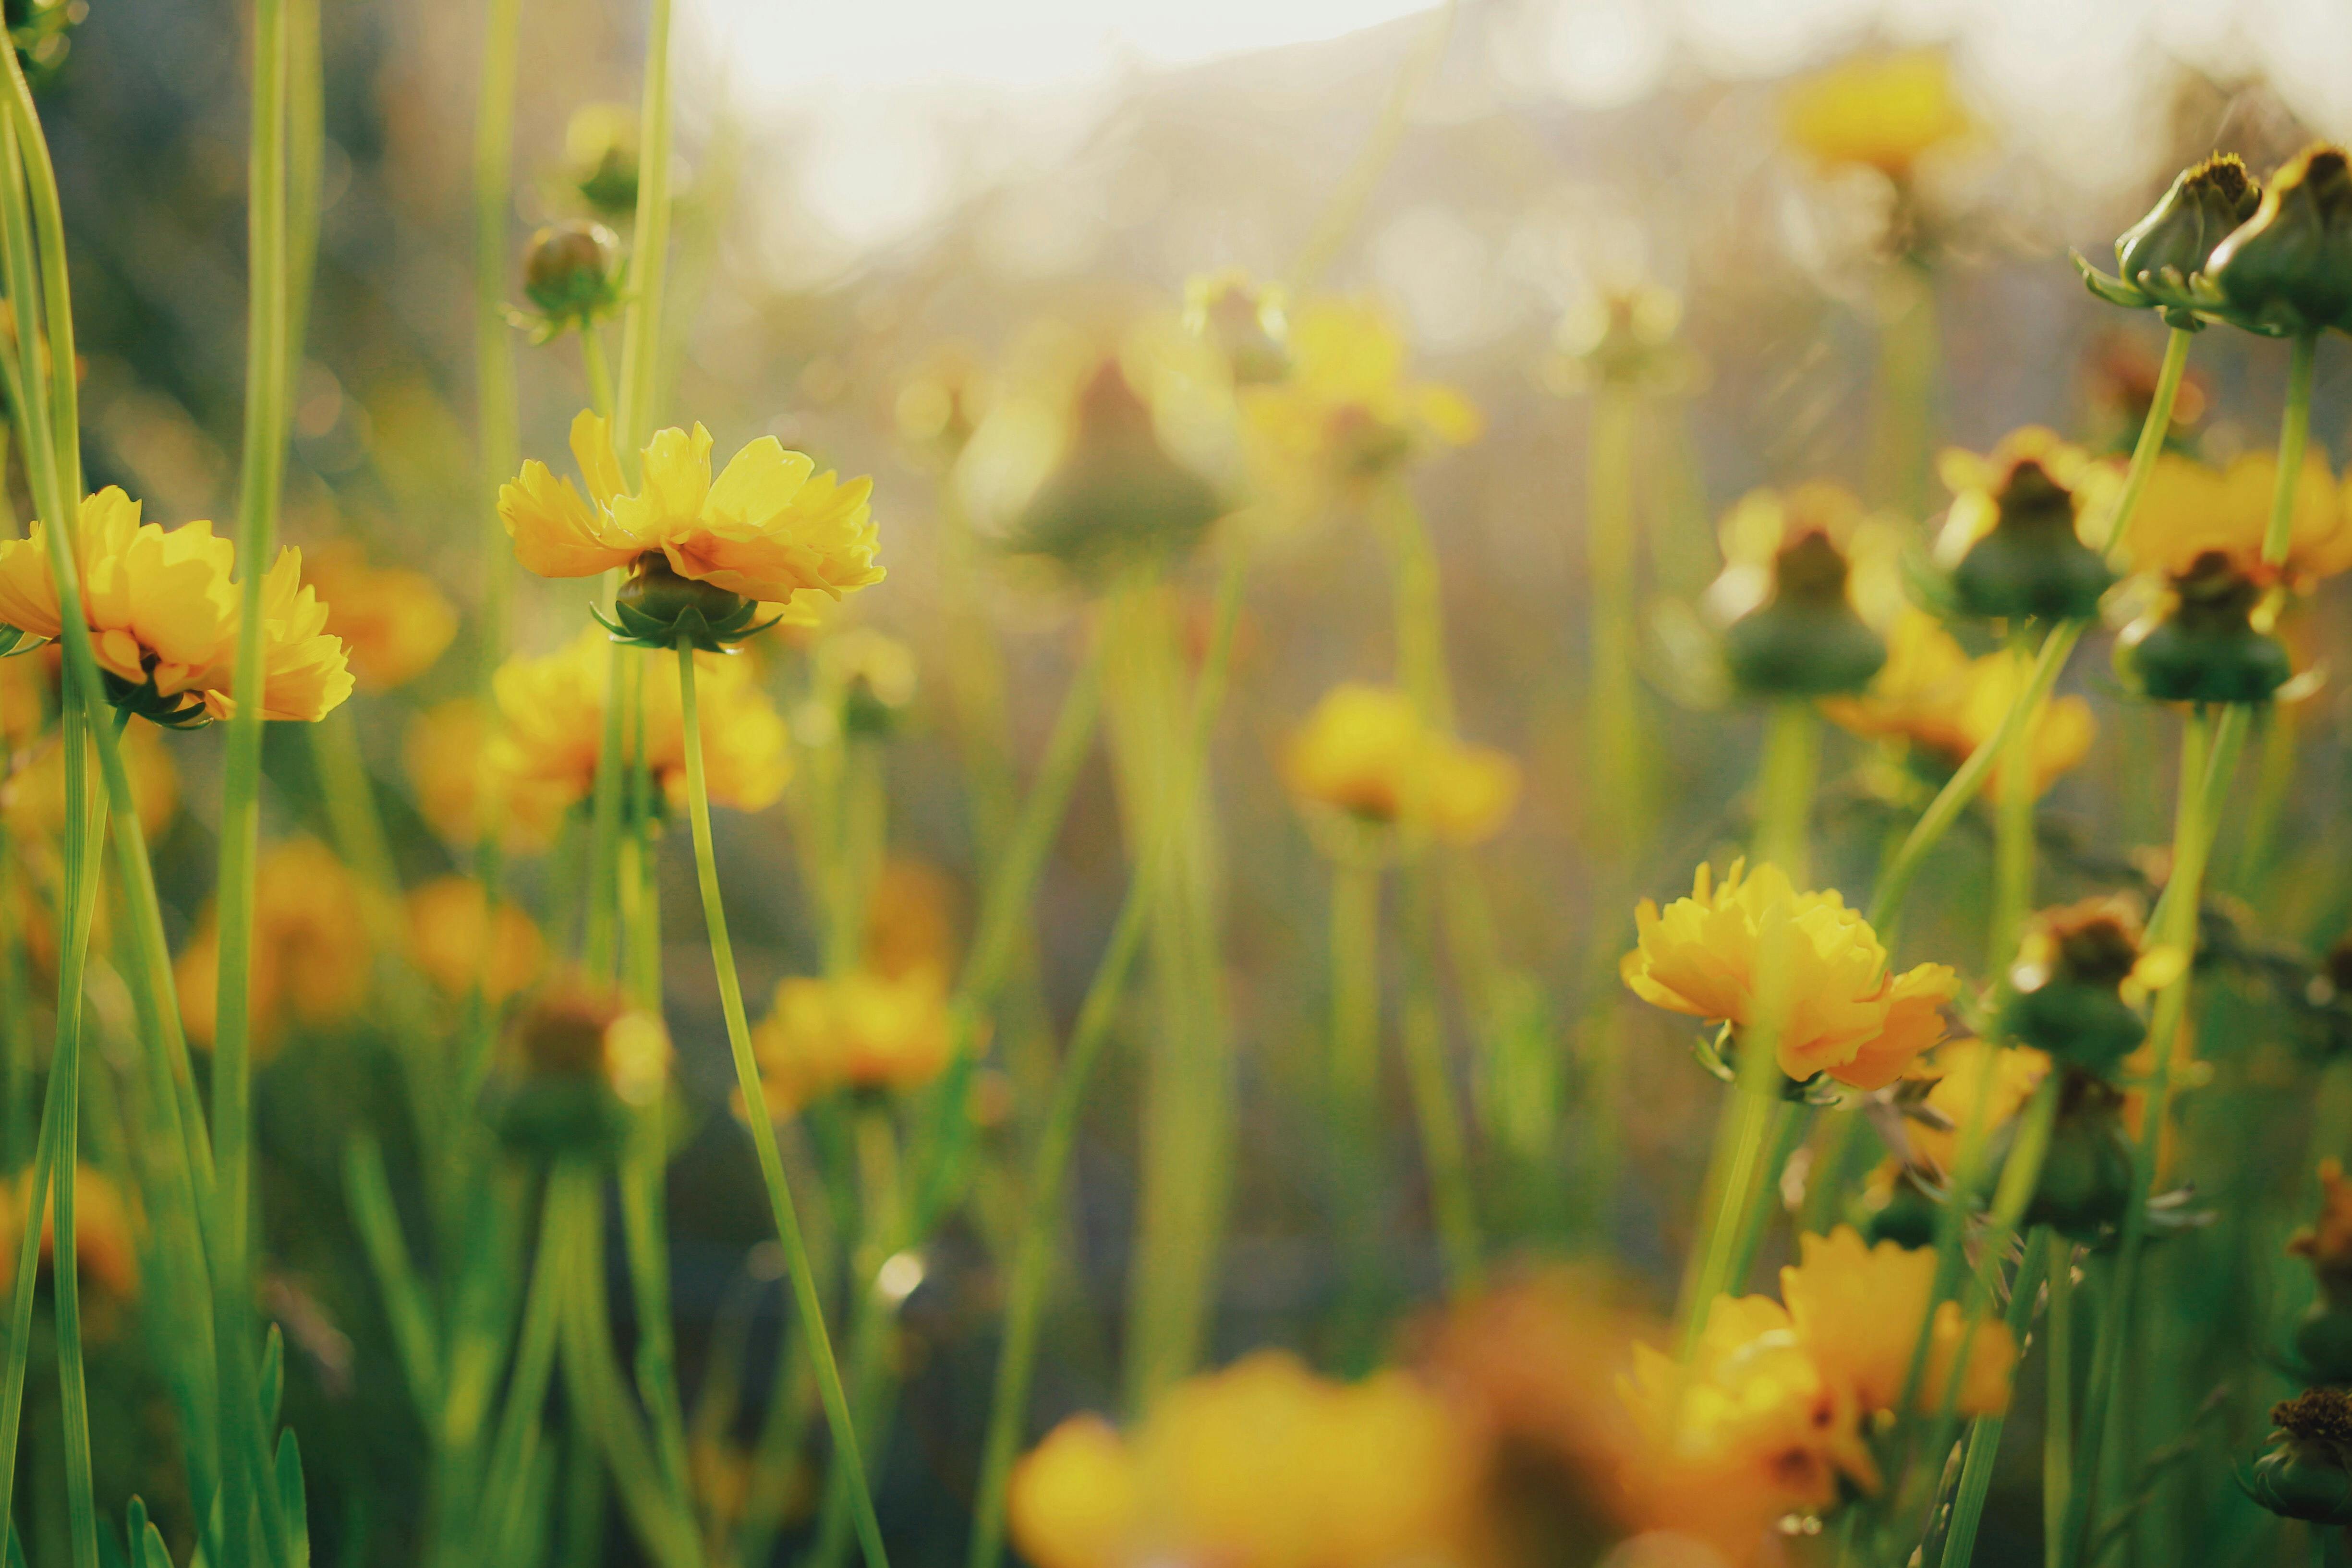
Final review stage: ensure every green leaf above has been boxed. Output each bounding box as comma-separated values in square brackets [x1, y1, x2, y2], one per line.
[259, 1324, 285, 1431]
[275, 1430, 310, 1568]
[137, 1521, 172, 1568]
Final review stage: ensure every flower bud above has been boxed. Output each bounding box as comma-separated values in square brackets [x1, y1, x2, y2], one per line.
[565, 103, 640, 219]
[2246, 1391, 2352, 1524]
[1722, 530, 1887, 698]
[2019, 1075, 2136, 1241]
[1010, 358, 1225, 582]
[493, 981, 671, 1160]
[2001, 899, 2147, 1075]
[2207, 145, 2352, 338]
[1859, 1167, 1940, 1251]
[2080, 156, 2260, 325]
[1185, 271, 1290, 387]
[523, 222, 623, 328]
[1950, 458, 2112, 622]
[601, 555, 772, 651]
[2125, 551, 2291, 706]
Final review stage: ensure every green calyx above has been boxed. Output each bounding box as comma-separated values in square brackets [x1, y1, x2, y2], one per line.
[2018, 1078, 2137, 1241]
[2245, 1391, 2352, 1523]
[2202, 144, 2352, 338]
[1722, 531, 1886, 699]
[2077, 153, 2259, 327]
[1951, 458, 2114, 621]
[1009, 359, 1225, 583]
[2127, 552, 2292, 705]
[517, 221, 624, 342]
[101, 669, 210, 729]
[594, 555, 781, 652]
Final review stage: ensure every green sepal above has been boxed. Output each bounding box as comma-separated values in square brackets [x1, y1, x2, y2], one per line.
[589, 598, 780, 653]
[0, 625, 36, 657]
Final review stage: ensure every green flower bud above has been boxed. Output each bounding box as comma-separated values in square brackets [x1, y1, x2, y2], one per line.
[2078, 156, 2260, 325]
[566, 103, 641, 219]
[2002, 901, 2146, 1075]
[1951, 459, 2113, 621]
[522, 222, 623, 328]
[2207, 145, 2352, 338]
[1722, 531, 1887, 698]
[2127, 551, 2292, 706]
[597, 555, 776, 651]
[1009, 359, 1225, 582]
[2246, 1391, 2352, 1524]
[2020, 1078, 2137, 1241]
[491, 984, 669, 1162]
[1186, 273, 1291, 387]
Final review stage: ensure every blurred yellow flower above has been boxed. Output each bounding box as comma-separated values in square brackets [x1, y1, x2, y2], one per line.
[1621, 860, 1956, 1089]
[862, 857, 961, 981]
[1282, 683, 1519, 848]
[499, 410, 882, 620]
[177, 836, 370, 1053]
[0, 646, 49, 748]
[402, 698, 573, 853]
[0, 1161, 140, 1307]
[1782, 49, 1973, 179]
[2123, 449, 2352, 587]
[1241, 299, 1479, 513]
[1932, 427, 2118, 566]
[1824, 610, 2096, 798]
[2291, 1159, 2352, 1300]
[304, 541, 458, 691]
[491, 629, 790, 818]
[4, 715, 178, 843]
[509, 977, 671, 1106]
[405, 875, 545, 1004]
[1010, 1350, 1477, 1568]
[1900, 1036, 2051, 1178]
[749, 966, 954, 1117]
[1779, 1227, 2016, 1418]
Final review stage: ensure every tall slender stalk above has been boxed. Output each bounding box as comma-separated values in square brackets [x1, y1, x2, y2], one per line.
[677, 640, 889, 1568]
[1936, 1226, 2056, 1568]
[1399, 859, 1480, 1290]
[1327, 851, 1385, 1357]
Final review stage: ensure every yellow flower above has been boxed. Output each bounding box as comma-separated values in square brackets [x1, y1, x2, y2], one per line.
[405, 875, 545, 1004]
[0, 645, 49, 749]
[489, 629, 790, 820]
[1824, 610, 2096, 799]
[1900, 1036, 2051, 1178]
[402, 698, 572, 854]
[1782, 49, 1973, 179]
[499, 410, 883, 620]
[303, 542, 458, 691]
[4, 715, 179, 844]
[862, 857, 961, 981]
[1932, 427, 2119, 567]
[1011, 1351, 1477, 1568]
[201, 546, 357, 722]
[509, 978, 671, 1106]
[1778, 1227, 2017, 1418]
[0, 487, 240, 720]
[1282, 684, 1520, 848]
[177, 837, 370, 1054]
[749, 966, 954, 1116]
[1241, 299, 1479, 514]
[0, 1162, 140, 1307]
[1621, 860, 1956, 1089]
[2123, 449, 2352, 587]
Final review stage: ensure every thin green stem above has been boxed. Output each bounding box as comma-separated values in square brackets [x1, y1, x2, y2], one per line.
[1937, 1227, 2056, 1568]
[2045, 1237, 2074, 1568]
[1988, 630, 2040, 971]
[678, 641, 888, 1568]
[2262, 336, 2318, 567]
[1754, 701, 1818, 883]
[1328, 852, 1385, 1352]
[2097, 327, 2192, 562]
[614, 0, 674, 452]
[44, 705, 101, 1568]
[1399, 859, 1481, 1291]
[581, 324, 616, 423]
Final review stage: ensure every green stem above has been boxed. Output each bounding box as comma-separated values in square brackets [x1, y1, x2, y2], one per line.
[613, 0, 675, 452]
[581, 324, 616, 423]
[1988, 630, 2040, 971]
[1937, 1226, 2056, 1568]
[1398, 858, 1481, 1291]
[2261, 336, 2318, 568]
[1754, 701, 1819, 883]
[2097, 327, 2192, 562]
[1328, 852, 1386, 1352]
[1677, 1080, 1779, 1355]
[1585, 381, 1648, 847]
[2045, 1236, 2074, 1568]
[678, 641, 888, 1568]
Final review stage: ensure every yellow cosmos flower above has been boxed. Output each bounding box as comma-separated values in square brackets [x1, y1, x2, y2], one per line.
[303, 542, 458, 691]
[405, 875, 545, 1004]
[1824, 610, 2096, 799]
[490, 629, 790, 818]
[2123, 449, 2352, 587]
[0, 488, 352, 723]
[177, 837, 370, 1054]
[749, 965, 954, 1117]
[1783, 49, 1973, 179]
[1778, 1227, 2017, 1418]
[1900, 1036, 2051, 1178]
[1241, 299, 1479, 514]
[499, 410, 883, 620]
[1621, 860, 1957, 1089]
[1282, 683, 1520, 848]
[862, 857, 960, 981]
[1010, 1351, 1477, 1568]
[401, 698, 574, 854]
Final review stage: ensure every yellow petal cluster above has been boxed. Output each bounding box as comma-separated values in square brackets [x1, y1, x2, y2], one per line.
[1282, 683, 1519, 847]
[1932, 427, 2118, 567]
[2123, 449, 2352, 587]
[405, 875, 546, 1004]
[176, 837, 371, 1054]
[402, 698, 576, 854]
[0, 488, 352, 723]
[499, 410, 882, 619]
[0, 1162, 140, 1306]
[1777, 1227, 2018, 1418]
[1241, 300, 1479, 515]
[1824, 609, 2096, 799]
[489, 629, 790, 822]
[1010, 1351, 1478, 1568]
[304, 542, 458, 691]
[749, 966, 954, 1117]
[1782, 49, 1973, 178]
[4, 715, 178, 844]
[1900, 1036, 2051, 1178]
[1621, 860, 1956, 1088]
